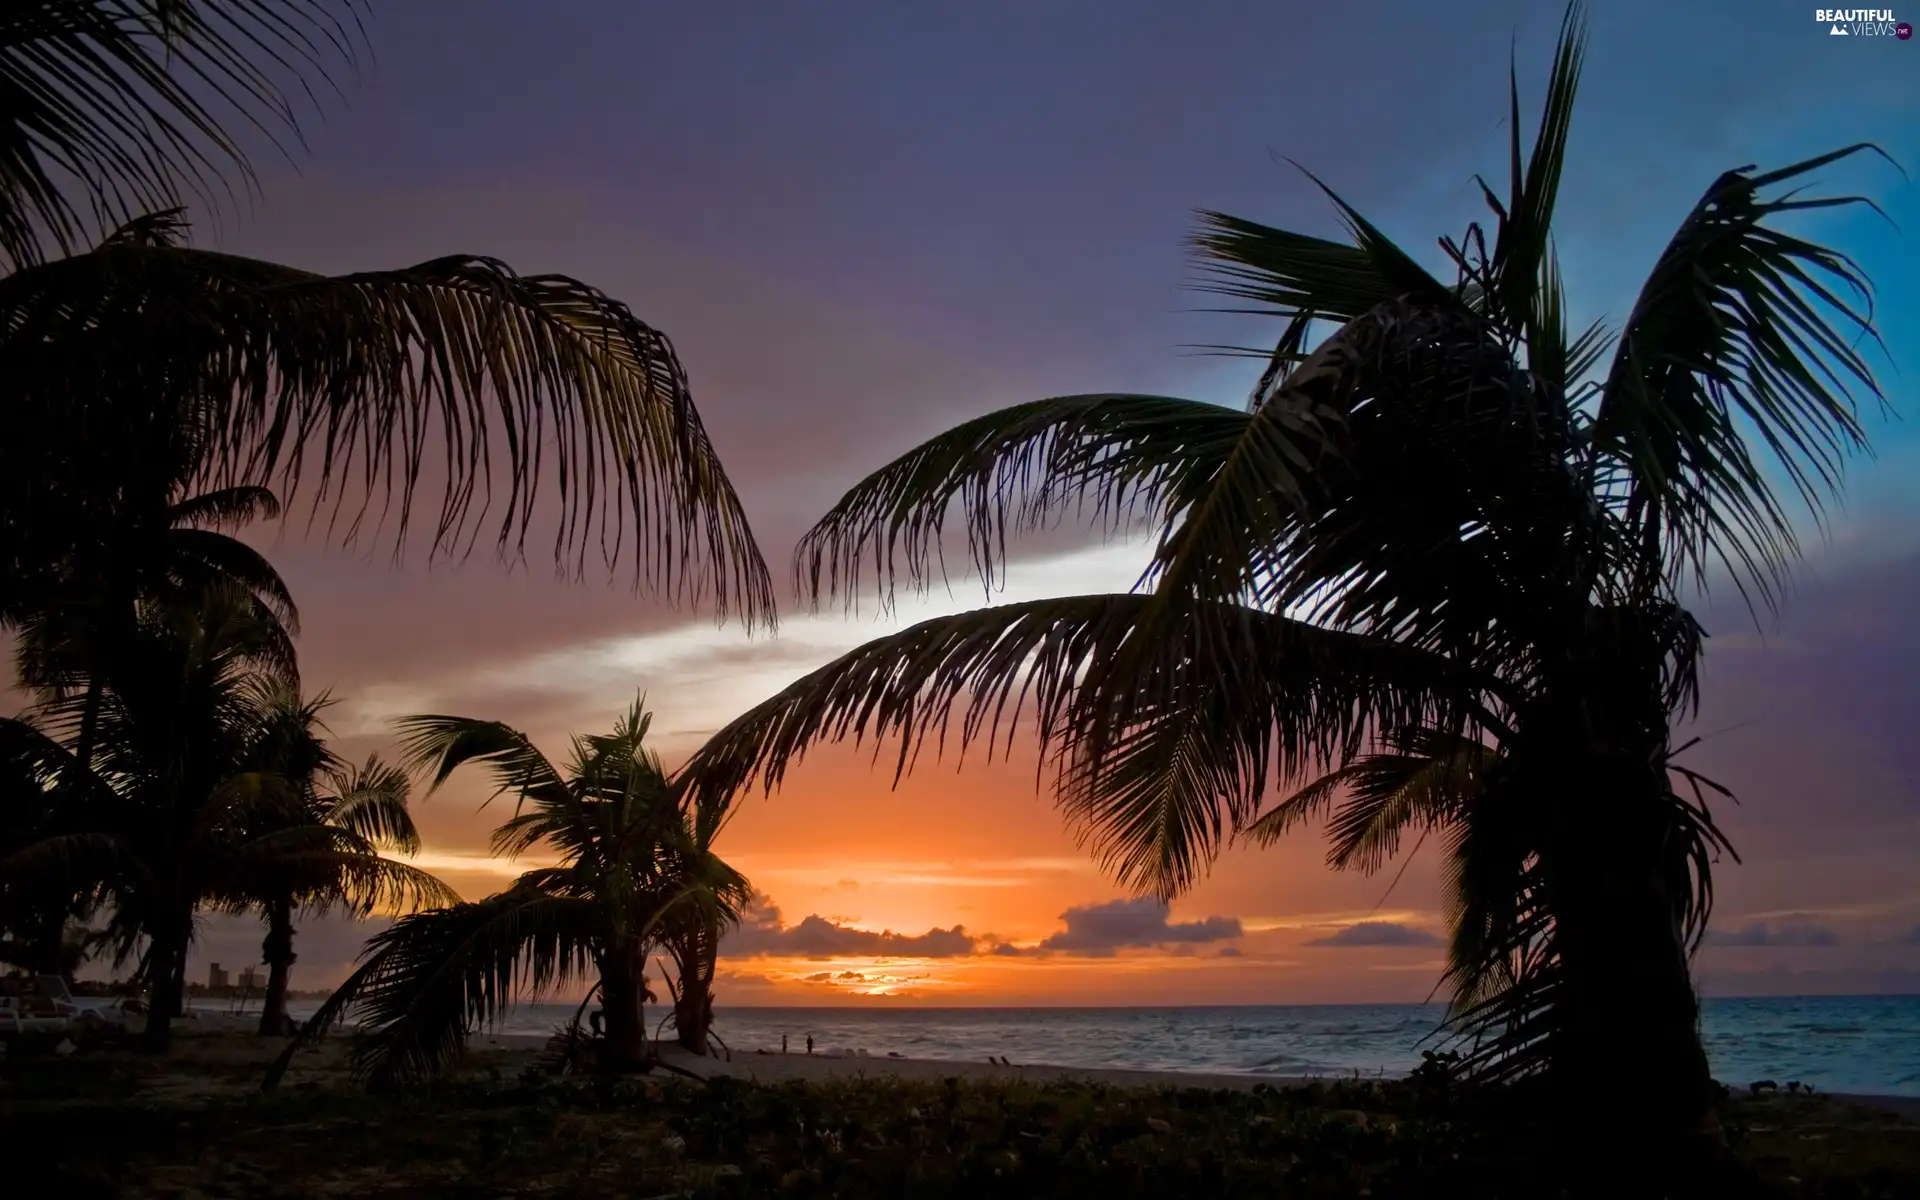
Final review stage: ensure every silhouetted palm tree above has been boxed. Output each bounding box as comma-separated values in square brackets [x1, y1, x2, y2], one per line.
[270, 700, 749, 1088]
[236, 686, 454, 1034]
[681, 5, 1886, 1172]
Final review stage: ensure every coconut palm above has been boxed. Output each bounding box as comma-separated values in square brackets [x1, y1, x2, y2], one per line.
[235, 685, 455, 1034]
[269, 700, 750, 1088]
[679, 5, 1885, 1170]
[0, 583, 444, 1047]
[2, 5, 774, 635]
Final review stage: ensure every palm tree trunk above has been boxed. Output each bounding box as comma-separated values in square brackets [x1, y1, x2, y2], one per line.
[71, 574, 131, 771]
[258, 895, 296, 1036]
[598, 944, 651, 1070]
[142, 919, 191, 1051]
[1535, 690, 1722, 1184]
[669, 932, 717, 1055]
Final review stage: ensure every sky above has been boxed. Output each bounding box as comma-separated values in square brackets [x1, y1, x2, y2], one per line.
[158, 0, 1919, 1006]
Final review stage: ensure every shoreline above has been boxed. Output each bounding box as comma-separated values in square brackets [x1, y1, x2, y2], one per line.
[471, 1033, 1920, 1119]
[475, 1031, 1301, 1093]
[145, 1018, 1920, 1121]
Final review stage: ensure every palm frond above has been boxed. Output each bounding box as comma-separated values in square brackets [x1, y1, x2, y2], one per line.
[1238, 764, 1365, 848]
[1134, 340, 1347, 604]
[263, 883, 591, 1090]
[167, 484, 283, 530]
[201, 768, 308, 833]
[228, 822, 458, 912]
[1241, 726, 1494, 876]
[488, 806, 570, 862]
[267, 887, 600, 1089]
[164, 526, 300, 634]
[1321, 732, 1492, 874]
[325, 850, 461, 915]
[1189, 195, 1458, 330]
[0, 830, 150, 894]
[395, 714, 568, 803]
[683, 592, 1470, 895]
[322, 755, 420, 854]
[1481, 3, 1586, 340]
[793, 393, 1253, 607]
[1589, 144, 1891, 609]
[1053, 679, 1278, 899]
[0, 1, 367, 268]
[2, 237, 775, 619]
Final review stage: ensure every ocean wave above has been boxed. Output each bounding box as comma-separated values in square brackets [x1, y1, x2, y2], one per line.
[454, 997, 1920, 1096]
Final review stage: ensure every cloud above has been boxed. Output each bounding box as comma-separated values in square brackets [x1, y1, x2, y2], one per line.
[1216, 947, 1244, 958]
[1704, 922, 1842, 948]
[723, 893, 978, 959]
[723, 893, 1250, 963]
[1307, 922, 1443, 948]
[1028, 899, 1241, 956]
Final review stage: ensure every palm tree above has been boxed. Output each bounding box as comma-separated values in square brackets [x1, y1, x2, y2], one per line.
[652, 788, 743, 1055]
[269, 700, 750, 1088]
[8, 466, 299, 767]
[679, 5, 1886, 1171]
[1, 583, 444, 1048]
[236, 685, 455, 1035]
[2, 5, 775, 634]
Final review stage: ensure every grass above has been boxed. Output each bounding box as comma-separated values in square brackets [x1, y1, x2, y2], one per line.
[4, 1039, 1918, 1197]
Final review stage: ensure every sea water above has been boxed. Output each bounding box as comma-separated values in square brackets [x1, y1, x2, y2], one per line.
[404, 995, 1920, 1096]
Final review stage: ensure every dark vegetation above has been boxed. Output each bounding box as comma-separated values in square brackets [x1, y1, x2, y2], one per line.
[6, 1045, 1917, 1199]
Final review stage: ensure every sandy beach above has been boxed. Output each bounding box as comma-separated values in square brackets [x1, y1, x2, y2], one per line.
[494, 1032, 1282, 1092]
[459, 1029, 1920, 1120]
[83, 1017, 1920, 1125]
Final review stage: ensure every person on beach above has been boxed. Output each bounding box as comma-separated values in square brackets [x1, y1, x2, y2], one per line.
[782, 1034, 788, 1054]
[807, 1034, 814, 1056]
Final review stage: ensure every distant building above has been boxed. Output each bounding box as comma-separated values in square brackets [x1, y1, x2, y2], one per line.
[238, 966, 260, 992]
[207, 963, 229, 991]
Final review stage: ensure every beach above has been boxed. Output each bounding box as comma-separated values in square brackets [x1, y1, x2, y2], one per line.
[371, 1023, 1920, 1121]
[7, 1024, 1918, 1197]
[95, 1013, 1920, 1122]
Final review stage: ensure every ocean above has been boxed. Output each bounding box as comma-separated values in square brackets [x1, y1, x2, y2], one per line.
[285, 995, 1917, 1097]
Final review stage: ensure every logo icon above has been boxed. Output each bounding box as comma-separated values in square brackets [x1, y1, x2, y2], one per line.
[1897, 20, 1913, 35]
[1832, 22, 1850, 31]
